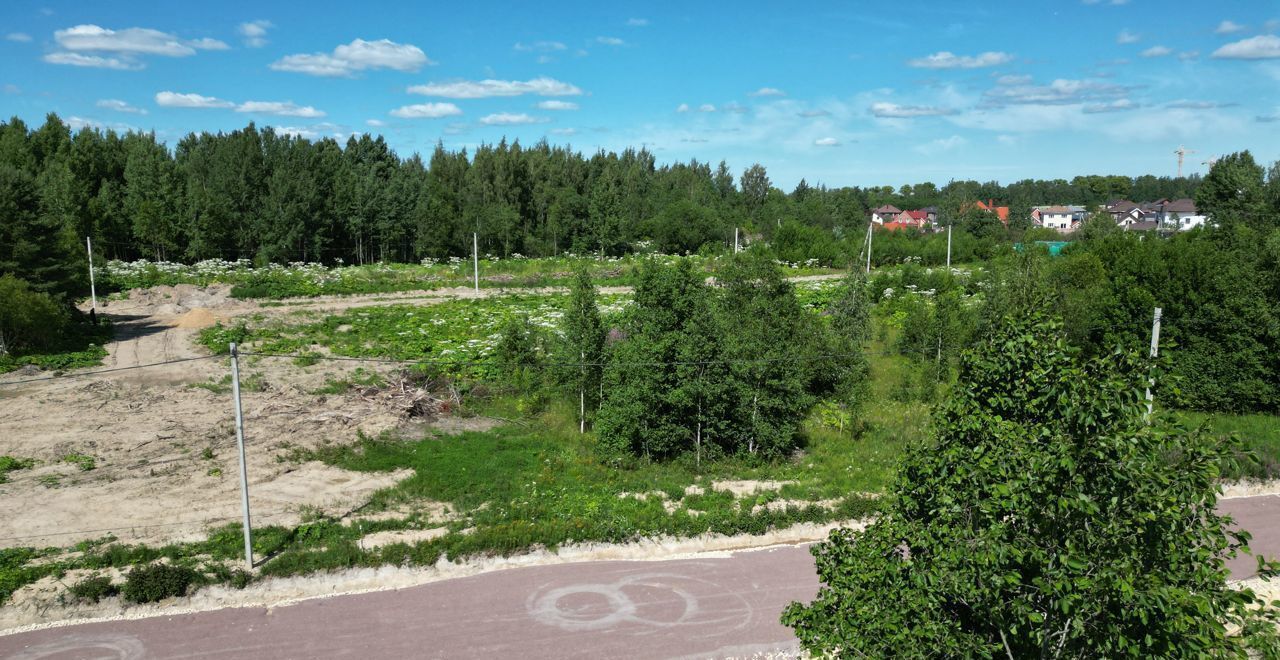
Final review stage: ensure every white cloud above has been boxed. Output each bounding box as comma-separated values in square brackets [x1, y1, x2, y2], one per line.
[479, 112, 546, 125]
[1141, 45, 1172, 57]
[722, 102, 747, 114]
[389, 102, 462, 119]
[550, 127, 577, 135]
[813, 137, 840, 147]
[1083, 99, 1139, 113]
[65, 116, 137, 132]
[596, 36, 625, 46]
[1178, 50, 1200, 61]
[798, 109, 831, 118]
[749, 87, 786, 97]
[238, 20, 272, 48]
[366, 119, 387, 127]
[627, 18, 649, 27]
[409, 77, 582, 98]
[3, 84, 20, 95]
[43, 52, 141, 70]
[514, 41, 566, 52]
[676, 103, 690, 113]
[995, 74, 1032, 85]
[983, 78, 1131, 105]
[96, 99, 147, 114]
[188, 38, 229, 51]
[154, 91, 234, 108]
[1116, 29, 1141, 44]
[537, 100, 578, 110]
[907, 51, 1013, 69]
[1214, 20, 1246, 35]
[272, 38, 432, 77]
[915, 135, 967, 154]
[1212, 35, 1280, 59]
[54, 24, 225, 56]
[869, 102, 957, 118]
[996, 134, 1019, 146]
[1166, 100, 1234, 109]
[236, 100, 325, 117]
[698, 103, 716, 112]
[5, 32, 32, 42]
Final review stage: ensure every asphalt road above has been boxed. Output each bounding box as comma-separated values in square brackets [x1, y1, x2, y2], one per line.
[4, 494, 1278, 660]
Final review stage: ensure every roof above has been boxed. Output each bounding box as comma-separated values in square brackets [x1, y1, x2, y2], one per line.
[1124, 220, 1161, 231]
[903, 210, 929, 221]
[872, 205, 901, 214]
[1163, 198, 1197, 213]
[880, 221, 913, 231]
[973, 200, 1010, 222]
[1038, 205, 1077, 214]
[1107, 200, 1138, 212]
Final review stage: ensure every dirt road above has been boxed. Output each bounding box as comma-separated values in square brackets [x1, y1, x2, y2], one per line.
[3, 494, 1276, 659]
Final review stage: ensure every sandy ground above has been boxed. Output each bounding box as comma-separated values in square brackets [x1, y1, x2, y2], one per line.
[0, 283, 519, 553]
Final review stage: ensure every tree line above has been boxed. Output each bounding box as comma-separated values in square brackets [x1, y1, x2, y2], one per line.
[2, 112, 1212, 275]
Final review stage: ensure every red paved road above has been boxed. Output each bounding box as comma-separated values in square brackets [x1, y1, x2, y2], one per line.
[4, 494, 1277, 660]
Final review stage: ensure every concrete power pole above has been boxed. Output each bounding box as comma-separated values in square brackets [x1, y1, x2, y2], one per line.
[946, 224, 952, 269]
[229, 343, 254, 570]
[865, 221, 873, 274]
[86, 237, 98, 322]
[1145, 307, 1162, 419]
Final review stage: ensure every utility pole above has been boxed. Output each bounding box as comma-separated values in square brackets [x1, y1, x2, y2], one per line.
[579, 350, 585, 434]
[865, 221, 873, 274]
[86, 237, 98, 322]
[472, 233, 479, 293]
[946, 224, 952, 269]
[734, 227, 739, 254]
[229, 343, 254, 570]
[1145, 307, 1162, 419]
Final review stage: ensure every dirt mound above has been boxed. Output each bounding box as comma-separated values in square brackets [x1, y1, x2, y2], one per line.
[172, 307, 218, 329]
[105, 284, 232, 316]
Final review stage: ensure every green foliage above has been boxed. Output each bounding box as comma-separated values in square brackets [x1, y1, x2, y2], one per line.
[1196, 151, 1271, 231]
[493, 314, 544, 392]
[558, 268, 606, 421]
[66, 574, 118, 604]
[121, 563, 201, 603]
[0, 274, 70, 358]
[0, 547, 58, 604]
[62, 453, 96, 471]
[0, 455, 35, 483]
[784, 311, 1280, 657]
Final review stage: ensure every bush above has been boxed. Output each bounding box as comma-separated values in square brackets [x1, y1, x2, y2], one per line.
[0, 274, 69, 357]
[783, 311, 1280, 656]
[67, 575, 118, 604]
[121, 563, 200, 603]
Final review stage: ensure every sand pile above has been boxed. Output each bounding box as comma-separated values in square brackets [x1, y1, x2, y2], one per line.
[172, 307, 218, 329]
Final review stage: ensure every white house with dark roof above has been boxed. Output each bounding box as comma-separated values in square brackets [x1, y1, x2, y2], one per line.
[870, 205, 901, 225]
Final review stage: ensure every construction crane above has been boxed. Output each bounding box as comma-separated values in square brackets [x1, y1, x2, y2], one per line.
[1202, 155, 1219, 170]
[1174, 145, 1197, 177]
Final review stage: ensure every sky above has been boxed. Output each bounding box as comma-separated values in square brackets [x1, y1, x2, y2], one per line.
[2, 0, 1279, 190]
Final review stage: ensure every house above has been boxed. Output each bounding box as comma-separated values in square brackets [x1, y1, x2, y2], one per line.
[1032, 205, 1087, 233]
[965, 199, 1010, 224]
[870, 205, 901, 224]
[1157, 198, 1207, 231]
[920, 206, 939, 223]
[1122, 220, 1161, 232]
[1105, 200, 1140, 222]
[900, 210, 932, 229]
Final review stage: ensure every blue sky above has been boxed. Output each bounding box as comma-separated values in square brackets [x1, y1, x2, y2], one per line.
[2, 0, 1279, 189]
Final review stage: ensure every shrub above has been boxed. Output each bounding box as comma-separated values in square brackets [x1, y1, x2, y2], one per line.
[67, 575, 118, 604]
[0, 274, 69, 358]
[121, 563, 200, 603]
[783, 311, 1280, 657]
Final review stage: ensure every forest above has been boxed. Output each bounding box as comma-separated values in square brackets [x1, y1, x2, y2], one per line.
[1, 112, 1208, 270]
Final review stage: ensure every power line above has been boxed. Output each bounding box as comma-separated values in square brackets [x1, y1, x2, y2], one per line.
[0, 355, 221, 386]
[238, 349, 886, 370]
